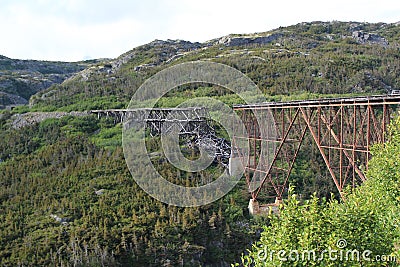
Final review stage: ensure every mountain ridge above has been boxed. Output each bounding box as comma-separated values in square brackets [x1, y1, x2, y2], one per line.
[2, 20, 400, 111]
[0, 56, 104, 109]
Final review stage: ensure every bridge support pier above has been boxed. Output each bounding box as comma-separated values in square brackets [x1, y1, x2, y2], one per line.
[228, 156, 243, 177]
[248, 197, 282, 215]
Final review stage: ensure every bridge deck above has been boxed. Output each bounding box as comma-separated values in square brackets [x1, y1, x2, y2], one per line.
[234, 95, 400, 109]
[91, 107, 207, 113]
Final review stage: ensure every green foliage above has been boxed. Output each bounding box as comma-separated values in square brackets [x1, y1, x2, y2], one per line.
[0, 115, 261, 266]
[91, 123, 122, 149]
[7, 105, 30, 114]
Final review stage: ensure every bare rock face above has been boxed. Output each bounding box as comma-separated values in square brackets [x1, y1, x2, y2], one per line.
[217, 33, 282, 47]
[351, 31, 389, 46]
[76, 39, 203, 80]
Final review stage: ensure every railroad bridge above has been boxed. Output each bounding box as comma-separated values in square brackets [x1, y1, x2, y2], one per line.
[92, 107, 210, 136]
[92, 95, 400, 214]
[233, 95, 400, 214]
[91, 107, 231, 167]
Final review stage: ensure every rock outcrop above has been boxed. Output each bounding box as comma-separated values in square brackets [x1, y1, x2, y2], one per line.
[50, 214, 69, 226]
[76, 39, 203, 81]
[351, 31, 389, 46]
[11, 111, 89, 129]
[217, 33, 282, 47]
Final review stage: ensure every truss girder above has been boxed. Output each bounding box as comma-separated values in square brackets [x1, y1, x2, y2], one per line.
[233, 95, 399, 201]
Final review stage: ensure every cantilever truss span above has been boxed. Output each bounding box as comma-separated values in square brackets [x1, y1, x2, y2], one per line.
[233, 95, 400, 202]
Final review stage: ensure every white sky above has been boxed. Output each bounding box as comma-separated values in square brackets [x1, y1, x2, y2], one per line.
[1, 0, 399, 62]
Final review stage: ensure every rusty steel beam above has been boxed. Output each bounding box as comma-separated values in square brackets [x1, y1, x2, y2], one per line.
[233, 95, 400, 203]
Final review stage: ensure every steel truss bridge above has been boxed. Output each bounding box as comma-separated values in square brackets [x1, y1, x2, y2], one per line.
[91, 107, 231, 167]
[233, 95, 400, 205]
[92, 95, 400, 209]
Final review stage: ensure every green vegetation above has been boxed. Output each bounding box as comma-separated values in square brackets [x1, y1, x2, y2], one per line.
[1, 21, 399, 266]
[0, 114, 265, 266]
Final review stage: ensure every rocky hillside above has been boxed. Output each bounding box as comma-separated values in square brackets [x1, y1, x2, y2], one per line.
[26, 21, 400, 111]
[0, 56, 101, 109]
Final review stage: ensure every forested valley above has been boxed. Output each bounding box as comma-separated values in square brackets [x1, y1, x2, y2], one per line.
[1, 21, 400, 266]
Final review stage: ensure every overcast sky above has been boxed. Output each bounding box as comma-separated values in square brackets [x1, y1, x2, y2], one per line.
[1, 0, 399, 62]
